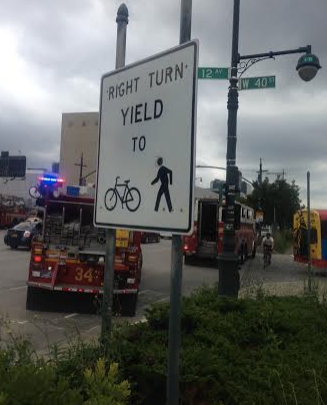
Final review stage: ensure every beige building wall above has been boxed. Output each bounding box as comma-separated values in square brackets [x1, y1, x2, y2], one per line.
[59, 112, 99, 187]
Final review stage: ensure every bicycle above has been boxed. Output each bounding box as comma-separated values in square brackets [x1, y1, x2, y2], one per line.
[263, 245, 272, 268]
[104, 176, 141, 212]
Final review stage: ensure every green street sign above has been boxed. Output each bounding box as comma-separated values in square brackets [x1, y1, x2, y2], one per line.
[239, 75, 276, 90]
[198, 67, 229, 80]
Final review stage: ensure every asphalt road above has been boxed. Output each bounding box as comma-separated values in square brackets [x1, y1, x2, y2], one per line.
[0, 231, 219, 352]
[0, 229, 319, 352]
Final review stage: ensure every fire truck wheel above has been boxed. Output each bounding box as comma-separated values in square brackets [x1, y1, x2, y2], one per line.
[239, 246, 245, 265]
[26, 286, 45, 310]
[251, 243, 256, 258]
[245, 245, 249, 260]
[120, 294, 138, 317]
[184, 255, 194, 265]
[10, 244, 18, 249]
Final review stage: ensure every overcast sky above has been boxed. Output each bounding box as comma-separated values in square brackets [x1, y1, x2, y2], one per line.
[1, 0, 326, 206]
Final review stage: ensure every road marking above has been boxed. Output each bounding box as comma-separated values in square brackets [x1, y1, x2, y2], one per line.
[145, 289, 164, 296]
[9, 285, 27, 291]
[139, 289, 149, 295]
[86, 325, 100, 333]
[17, 320, 29, 325]
[64, 313, 78, 319]
[155, 296, 169, 303]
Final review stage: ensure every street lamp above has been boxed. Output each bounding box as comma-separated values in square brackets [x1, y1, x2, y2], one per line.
[218, 0, 321, 297]
[296, 51, 321, 81]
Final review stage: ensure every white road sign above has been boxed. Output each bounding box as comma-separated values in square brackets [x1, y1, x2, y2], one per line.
[95, 40, 198, 234]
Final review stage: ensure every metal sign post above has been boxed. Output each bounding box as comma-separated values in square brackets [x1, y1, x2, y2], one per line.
[167, 2, 193, 405]
[101, 3, 128, 341]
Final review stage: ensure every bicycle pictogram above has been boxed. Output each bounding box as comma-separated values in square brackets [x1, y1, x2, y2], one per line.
[104, 176, 141, 212]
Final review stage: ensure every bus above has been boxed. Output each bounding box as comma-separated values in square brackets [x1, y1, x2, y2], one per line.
[293, 209, 327, 268]
[183, 187, 256, 264]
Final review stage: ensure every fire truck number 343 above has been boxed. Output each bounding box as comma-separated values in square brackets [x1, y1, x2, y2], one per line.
[75, 268, 93, 283]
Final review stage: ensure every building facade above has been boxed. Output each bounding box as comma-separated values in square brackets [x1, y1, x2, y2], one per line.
[59, 112, 99, 187]
[0, 169, 46, 207]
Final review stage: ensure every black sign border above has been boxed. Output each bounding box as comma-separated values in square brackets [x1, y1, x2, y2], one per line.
[94, 40, 198, 234]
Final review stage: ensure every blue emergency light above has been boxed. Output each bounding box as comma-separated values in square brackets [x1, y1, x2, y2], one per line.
[39, 175, 65, 185]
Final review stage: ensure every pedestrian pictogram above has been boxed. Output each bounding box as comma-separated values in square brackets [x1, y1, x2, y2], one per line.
[151, 157, 173, 212]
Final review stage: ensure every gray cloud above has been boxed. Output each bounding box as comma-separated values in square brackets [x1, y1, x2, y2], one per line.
[0, 0, 326, 207]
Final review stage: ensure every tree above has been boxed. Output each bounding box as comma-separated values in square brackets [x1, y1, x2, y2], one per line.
[247, 177, 300, 230]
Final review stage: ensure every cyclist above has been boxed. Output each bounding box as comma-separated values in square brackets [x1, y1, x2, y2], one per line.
[262, 232, 274, 265]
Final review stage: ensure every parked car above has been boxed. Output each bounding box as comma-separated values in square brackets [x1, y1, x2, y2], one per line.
[4, 221, 42, 249]
[141, 232, 160, 243]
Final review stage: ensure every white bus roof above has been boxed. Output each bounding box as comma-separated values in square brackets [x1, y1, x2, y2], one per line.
[194, 187, 220, 200]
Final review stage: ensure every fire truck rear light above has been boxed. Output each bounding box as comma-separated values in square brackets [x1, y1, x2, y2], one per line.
[128, 255, 138, 262]
[184, 245, 189, 250]
[34, 248, 42, 254]
[34, 255, 42, 263]
[32, 271, 41, 277]
[127, 278, 135, 284]
[48, 266, 52, 271]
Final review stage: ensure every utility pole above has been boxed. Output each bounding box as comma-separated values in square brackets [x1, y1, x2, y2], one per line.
[257, 158, 268, 185]
[74, 153, 87, 186]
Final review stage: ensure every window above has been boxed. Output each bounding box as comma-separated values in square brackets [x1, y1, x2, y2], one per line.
[321, 221, 327, 239]
[311, 228, 318, 243]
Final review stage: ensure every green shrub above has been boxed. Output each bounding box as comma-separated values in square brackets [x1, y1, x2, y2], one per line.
[273, 228, 293, 253]
[0, 333, 129, 405]
[83, 359, 130, 405]
[3, 286, 327, 405]
[108, 287, 327, 405]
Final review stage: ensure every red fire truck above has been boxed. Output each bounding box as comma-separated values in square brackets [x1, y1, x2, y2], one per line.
[183, 188, 256, 264]
[0, 195, 27, 228]
[26, 191, 143, 316]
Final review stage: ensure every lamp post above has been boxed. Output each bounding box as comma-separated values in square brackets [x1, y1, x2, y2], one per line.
[218, 0, 321, 296]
